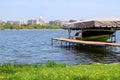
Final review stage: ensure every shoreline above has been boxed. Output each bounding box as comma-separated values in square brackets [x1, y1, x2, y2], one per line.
[0, 29, 63, 30]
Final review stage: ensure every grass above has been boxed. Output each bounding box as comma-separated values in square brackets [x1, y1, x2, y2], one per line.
[0, 61, 120, 80]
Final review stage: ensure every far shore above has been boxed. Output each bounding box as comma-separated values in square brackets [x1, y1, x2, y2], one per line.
[0, 29, 63, 30]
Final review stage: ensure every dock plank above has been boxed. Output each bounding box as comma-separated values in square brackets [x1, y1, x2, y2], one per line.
[53, 38, 120, 47]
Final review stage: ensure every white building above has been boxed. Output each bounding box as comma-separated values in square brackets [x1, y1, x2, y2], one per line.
[37, 17, 45, 25]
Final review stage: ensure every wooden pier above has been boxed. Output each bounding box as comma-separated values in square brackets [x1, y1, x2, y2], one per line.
[52, 38, 120, 47]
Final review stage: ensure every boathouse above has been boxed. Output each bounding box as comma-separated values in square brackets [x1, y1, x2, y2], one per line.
[63, 17, 120, 42]
[52, 17, 120, 47]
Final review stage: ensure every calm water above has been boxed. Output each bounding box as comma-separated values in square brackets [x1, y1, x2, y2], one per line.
[0, 30, 120, 65]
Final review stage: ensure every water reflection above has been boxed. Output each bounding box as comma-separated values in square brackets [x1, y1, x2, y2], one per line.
[56, 44, 120, 64]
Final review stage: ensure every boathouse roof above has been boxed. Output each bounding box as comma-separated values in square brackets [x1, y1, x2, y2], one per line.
[63, 17, 120, 30]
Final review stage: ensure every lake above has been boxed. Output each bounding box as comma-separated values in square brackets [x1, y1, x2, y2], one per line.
[0, 30, 120, 65]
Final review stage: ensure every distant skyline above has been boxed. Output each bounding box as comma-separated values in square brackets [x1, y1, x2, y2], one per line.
[0, 0, 120, 22]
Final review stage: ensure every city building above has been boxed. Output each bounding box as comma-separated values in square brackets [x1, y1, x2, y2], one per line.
[69, 20, 77, 22]
[0, 20, 4, 25]
[49, 20, 68, 26]
[7, 21, 21, 25]
[19, 21, 27, 26]
[37, 17, 45, 25]
[27, 19, 37, 25]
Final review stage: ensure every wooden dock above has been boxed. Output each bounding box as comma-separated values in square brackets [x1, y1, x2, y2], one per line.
[52, 38, 120, 47]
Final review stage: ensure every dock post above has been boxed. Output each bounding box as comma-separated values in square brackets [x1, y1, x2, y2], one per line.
[68, 42, 70, 47]
[51, 38, 53, 46]
[61, 40, 63, 47]
[65, 41, 67, 47]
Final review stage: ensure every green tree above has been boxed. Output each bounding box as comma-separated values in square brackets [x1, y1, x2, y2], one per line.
[31, 24, 42, 29]
[3, 23, 13, 29]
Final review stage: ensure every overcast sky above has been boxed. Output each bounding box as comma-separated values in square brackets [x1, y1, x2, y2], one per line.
[0, 0, 120, 22]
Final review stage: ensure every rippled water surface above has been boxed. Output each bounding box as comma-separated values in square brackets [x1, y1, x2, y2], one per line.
[0, 30, 120, 65]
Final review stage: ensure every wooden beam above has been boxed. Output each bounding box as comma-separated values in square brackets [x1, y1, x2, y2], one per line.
[53, 38, 120, 47]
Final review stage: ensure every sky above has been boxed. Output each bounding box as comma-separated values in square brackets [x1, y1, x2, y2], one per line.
[0, 0, 120, 22]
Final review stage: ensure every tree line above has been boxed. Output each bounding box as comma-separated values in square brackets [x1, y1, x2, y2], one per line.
[0, 23, 61, 30]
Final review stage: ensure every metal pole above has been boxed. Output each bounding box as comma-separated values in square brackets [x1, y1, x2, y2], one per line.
[115, 31, 116, 43]
[67, 29, 71, 39]
[81, 30, 83, 40]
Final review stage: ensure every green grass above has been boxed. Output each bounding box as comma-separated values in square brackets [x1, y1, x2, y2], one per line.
[0, 61, 120, 80]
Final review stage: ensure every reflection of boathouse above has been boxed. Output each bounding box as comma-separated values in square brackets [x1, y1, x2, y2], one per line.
[63, 17, 120, 42]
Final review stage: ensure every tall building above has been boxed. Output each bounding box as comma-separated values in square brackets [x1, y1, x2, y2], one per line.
[49, 20, 68, 26]
[20, 21, 27, 26]
[27, 19, 37, 25]
[37, 17, 45, 25]
[7, 21, 20, 25]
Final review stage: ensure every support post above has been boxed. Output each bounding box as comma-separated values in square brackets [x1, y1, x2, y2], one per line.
[115, 31, 116, 43]
[69, 42, 70, 47]
[111, 31, 116, 43]
[67, 29, 71, 39]
[81, 30, 83, 40]
[61, 40, 62, 47]
[65, 41, 67, 47]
